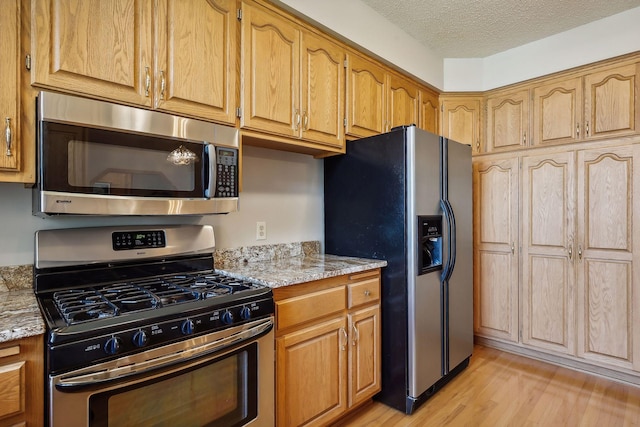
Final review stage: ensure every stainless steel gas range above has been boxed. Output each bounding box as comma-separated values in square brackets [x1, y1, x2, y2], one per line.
[33, 225, 274, 427]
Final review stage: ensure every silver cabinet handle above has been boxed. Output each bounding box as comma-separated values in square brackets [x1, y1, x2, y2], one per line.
[578, 244, 583, 261]
[351, 325, 359, 346]
[144, 66, 151, 97]
[511, 242, 515, 254]
[576, 122, 580, 138]
[4, 117, 12, 156]
[160, 70, 166, 99]
[294, 109, 300, 131]
[523, 131, 526, 145]
[568, 245, 573, 260]
[586, 121, 590, 137]
[340, 327, 348, 351]
[303, 111, 309, 130]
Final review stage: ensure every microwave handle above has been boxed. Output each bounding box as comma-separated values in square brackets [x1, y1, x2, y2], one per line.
[205, 144, 216, 198]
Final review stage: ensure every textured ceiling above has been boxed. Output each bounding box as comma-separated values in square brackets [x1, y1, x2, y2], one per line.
[359, 0, 640, 58]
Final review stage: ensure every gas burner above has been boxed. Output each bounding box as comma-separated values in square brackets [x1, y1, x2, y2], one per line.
[54, 289, 118, 324]
[175, 273, 256, 298]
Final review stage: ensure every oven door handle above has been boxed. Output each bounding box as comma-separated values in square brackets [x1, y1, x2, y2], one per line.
[55, 318, 273, 390]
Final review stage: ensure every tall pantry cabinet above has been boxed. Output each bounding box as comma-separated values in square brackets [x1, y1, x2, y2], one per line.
[474, 54, 640, 380]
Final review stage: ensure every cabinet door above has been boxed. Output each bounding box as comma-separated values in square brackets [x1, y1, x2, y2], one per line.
[486, 89, 530, 153]
[240, 2, 299, 137]
[521, 152, 576, 354]
[532, 77, 582, 146]
[345, 53, 387, 138]
[276, 317, 347, 427]
[387, 73, 419, 130]
[473, 158, 519, 342]
[348, 304, 380, 408]
[441, 97, 481, 153]
[154, 0, 236, 124]
[576, 144, 640, 371]
[419, 88, 439, 135]
[0, 0, 19, 173]
[300, 31, 345, 148]
[32, 0, 153, 106]
[584, 64, 639, 140]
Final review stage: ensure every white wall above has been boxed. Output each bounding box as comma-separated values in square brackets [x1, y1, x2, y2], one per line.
[273, 0, 444, 89]
[445, 6, 640, 91]
[0, 146, 324, 266]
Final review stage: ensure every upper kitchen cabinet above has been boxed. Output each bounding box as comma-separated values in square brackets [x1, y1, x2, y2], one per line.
[441, 95, 483, 154]
[0, 0, 35, 183]
[485, 89, 530, 153]
[532, 61, 639, 147]
[240, 0, 345, 151]
[419, 87, 439, 135]
[31, 0, 237, 124]
[583, 63, 639, 140]
[153, 0, 237, 123]
[31, 0, 153, 106]
[387, 72, 419, 131]
[532, 77, 583, 146]
[0, 0, 20, 177]
[345, 52, 387, 138]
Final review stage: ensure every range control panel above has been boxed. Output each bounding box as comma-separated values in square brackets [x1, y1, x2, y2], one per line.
[112, 230, 166, 251]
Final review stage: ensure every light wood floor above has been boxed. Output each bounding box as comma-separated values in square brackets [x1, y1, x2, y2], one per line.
[336, 345, 640, 426]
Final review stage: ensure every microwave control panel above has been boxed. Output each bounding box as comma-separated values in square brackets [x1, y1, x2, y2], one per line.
[215, 147, 238, 198]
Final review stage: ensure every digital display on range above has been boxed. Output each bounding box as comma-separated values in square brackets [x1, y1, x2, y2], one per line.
[112, 230, 166, 251]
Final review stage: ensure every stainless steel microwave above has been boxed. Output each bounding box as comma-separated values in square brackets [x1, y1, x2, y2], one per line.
[33, 91, 239, 216]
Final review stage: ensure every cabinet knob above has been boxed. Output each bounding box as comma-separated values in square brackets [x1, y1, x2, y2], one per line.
[364, 289, 371, 297]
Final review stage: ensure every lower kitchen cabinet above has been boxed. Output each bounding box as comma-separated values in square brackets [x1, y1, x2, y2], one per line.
[0, 335, 44, 427]
[274, 270, 381, 427]
[475, 141, 640, 382]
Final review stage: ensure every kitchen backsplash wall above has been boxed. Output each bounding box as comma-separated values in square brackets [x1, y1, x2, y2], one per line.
[0, 145, 324, 267]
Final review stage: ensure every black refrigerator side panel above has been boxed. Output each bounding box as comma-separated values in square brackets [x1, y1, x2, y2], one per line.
[324, 129, 409, 412]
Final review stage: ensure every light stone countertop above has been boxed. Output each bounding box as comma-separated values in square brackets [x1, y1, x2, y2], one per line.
[0, 289, 46, 343]
[215, 253, 387, 288]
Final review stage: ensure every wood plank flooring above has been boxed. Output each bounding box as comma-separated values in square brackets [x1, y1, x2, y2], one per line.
[335, 345, 640, 426]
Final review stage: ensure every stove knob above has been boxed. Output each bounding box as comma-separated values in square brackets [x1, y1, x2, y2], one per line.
[240, 306, 251, 321]
[181, 319, 195, 335]
[132, 330, 149, 347]
[221, 310, 234, 325]
[104, 336, 122, 355]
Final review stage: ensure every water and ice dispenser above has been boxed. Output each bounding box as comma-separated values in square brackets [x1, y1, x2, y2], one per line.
[418, 215, 443, 275]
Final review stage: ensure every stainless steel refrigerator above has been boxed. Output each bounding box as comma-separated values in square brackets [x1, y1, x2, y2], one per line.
[324, 125, 473, 414]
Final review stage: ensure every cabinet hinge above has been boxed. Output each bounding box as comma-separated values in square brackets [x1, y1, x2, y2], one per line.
[344, 59, 348, 68]
[343, 118, 347, 128]
[25, 54, 31, 71]
[236, 107, 242, 118]
[237, 8, 242, 21]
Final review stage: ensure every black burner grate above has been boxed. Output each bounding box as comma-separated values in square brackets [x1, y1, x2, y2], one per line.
[51, 271, 260, 325]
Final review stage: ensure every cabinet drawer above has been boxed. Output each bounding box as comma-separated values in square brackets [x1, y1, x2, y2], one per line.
[277, 286, 346, 331]
[348, 278, 380, 308]
[0, 361, 24, 419]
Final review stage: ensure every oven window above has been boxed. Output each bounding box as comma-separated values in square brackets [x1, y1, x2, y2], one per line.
[41, 122, 206, 197]
[89, 344, 257, 427]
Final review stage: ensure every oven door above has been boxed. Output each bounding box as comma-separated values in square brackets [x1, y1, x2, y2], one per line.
[49, 318, 274, 427]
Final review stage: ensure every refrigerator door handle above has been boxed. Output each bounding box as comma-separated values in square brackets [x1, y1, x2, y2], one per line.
[441, 200, 456, 282]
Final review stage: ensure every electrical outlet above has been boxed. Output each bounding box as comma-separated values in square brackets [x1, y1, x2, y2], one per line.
[256, 221, 267, 240]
